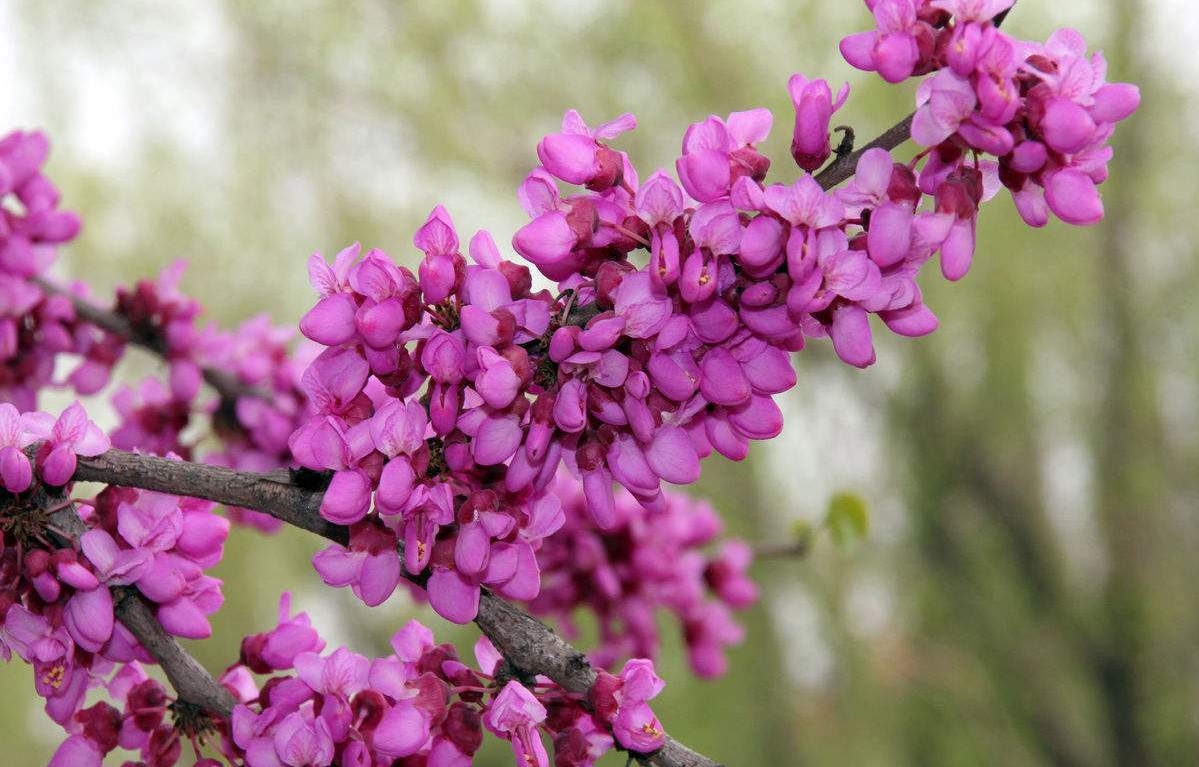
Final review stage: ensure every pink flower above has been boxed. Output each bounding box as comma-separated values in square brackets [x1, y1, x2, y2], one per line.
[63, 585, 115, 653]
[301, 244, 361, 346]
[320, 468, 372, 525]
[475, 347, 522, 409]
[312, 526, 402, 607]
[788, 74, 850, 172]
[634, 170, 685, 227]
[0, 402, 34, 492]
[537, 110, 636, 190]
[911, 69, 977, 147]
[511, 210, 580, 281]
[415, 206, 463, 304]
[764, 175, 846, 229]
[592, 659, 667, 753]
[613, 272, 673, 339]
[243, 593, 327, 672]
[484, 681, 549, 767]
[1044, 168, 1104, 226]
[79, 530, 151, 586]
[49, 735, 102, 767]
[273, 711, 335, 767]
[840, 0, 926, 84]
[373, 700, 431, 758]
[676, 109, 772, 203]
[23, 401, 110, 486]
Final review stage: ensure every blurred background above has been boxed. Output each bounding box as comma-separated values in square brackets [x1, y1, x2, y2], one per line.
[2, 0, 1197, 764]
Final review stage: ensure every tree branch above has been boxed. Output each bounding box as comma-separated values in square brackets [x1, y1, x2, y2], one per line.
[110, 587, 238, 718]
[33, 276, 265, 404]
[40, 495, 237, 718]
[65, 448, 722, 767]
[814, 112, 915, 190]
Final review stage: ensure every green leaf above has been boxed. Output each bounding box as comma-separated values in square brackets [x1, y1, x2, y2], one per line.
[824, 491, 869, 548]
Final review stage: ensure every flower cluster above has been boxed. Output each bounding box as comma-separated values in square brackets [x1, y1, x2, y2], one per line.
[109, 265, 315, 526]
[0, 130, 105, 410]
[291, 12, 1135, 624]
[222, 594, 664, 766]
[82, 483, 229, 640]
[194, 314, 315, 532]
[0, 132, 311, 532]
[3, 401, 109, 492]
[48, 664, 199, 767]
[529, 472, 757, 677]
[2, 401, 229, 759]
[296, 236, 567, 623]
[0, 6, 1141, 763]
[841, 1, 1140, 230]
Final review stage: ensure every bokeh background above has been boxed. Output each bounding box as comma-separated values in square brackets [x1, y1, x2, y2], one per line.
[3, 0, 1198, 764]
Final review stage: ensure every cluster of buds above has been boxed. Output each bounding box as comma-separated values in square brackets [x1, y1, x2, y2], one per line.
[530, 473, 757, 677]
[296, 236, 566, 622]
[841, 1, 1140, 233]
[0, 130, 103, 409]
[109, 264, 315, 531]
[222, 594, 665, 767]
[0, 130, 311, 533]
[1, 402, 230, 763]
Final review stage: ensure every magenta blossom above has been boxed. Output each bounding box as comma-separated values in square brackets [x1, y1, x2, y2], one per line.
[840, 0, 928, 84]
[788, 74, 850, 172]
[676, 109, 772, 203]
[23, 401, 110, 486]
[0, 402, 35, 492]
[537, 110, 637, 191]
[312, 524, 402, 608]
[591, 659, 667, 753]
[484, 681, 549, 767]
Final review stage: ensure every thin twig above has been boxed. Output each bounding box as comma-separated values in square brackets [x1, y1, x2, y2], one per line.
[752, 538, 814, 560]
[33, 276, 266, 404]
[814, 113, 915, 191]
[39, 494, 237, 718]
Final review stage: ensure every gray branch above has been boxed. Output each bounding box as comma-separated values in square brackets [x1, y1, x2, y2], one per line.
[33, 276, 266, 404]
[45, 499, 237, 718]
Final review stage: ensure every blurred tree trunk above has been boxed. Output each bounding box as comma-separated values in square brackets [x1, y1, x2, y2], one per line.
[1090, 0, 1197, 763]
[886, 1, 1199, 765]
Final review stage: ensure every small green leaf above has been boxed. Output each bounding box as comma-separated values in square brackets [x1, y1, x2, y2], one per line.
[824, 491, 869, 548]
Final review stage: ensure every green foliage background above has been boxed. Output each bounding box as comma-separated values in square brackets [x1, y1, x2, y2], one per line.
[2, 1, 1196, 764]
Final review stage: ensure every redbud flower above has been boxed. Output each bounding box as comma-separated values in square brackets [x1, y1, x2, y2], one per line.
[676, 109, 772, 203]
[24, 401, 110, 486]
[484, 681, 549, 767]
[301, 244, 361, 346]
[49, 735, 103, 767]
[591, 659, 666, 753]
[0, 402, 34, 492]
[788, 74, 850, 172]
[63, 586, 115, 653]
[840, 0, 925, 84]
[537, 110, 636, 190]
[415, 206, 463, 304]
[911, 70, 977, 148]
